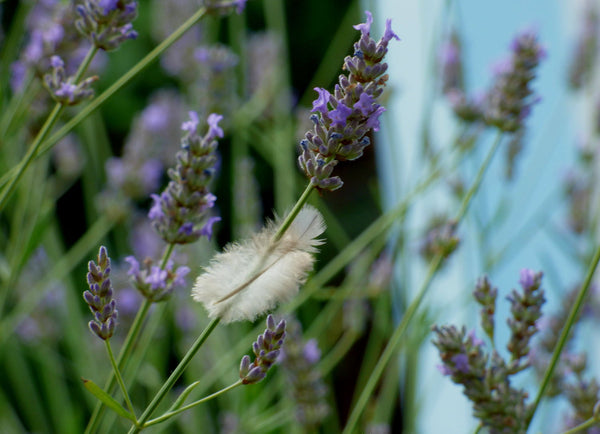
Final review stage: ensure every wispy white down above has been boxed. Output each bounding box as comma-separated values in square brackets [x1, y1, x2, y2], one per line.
[192, 205, 326, 323]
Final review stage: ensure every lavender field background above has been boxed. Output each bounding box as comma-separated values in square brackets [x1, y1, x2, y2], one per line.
[1, 0, 600, 433]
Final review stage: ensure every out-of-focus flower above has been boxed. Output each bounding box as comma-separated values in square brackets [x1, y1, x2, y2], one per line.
[149, 111, 222, 245]
[125, 256, 190, 302]
[75, 0, 138, 51]
[568, 1, 599, 89]
[43, 55, 97, 105]
[439, 29, 464, 94]
[279, 316, 329, 429]
[484, 29, 545, 133]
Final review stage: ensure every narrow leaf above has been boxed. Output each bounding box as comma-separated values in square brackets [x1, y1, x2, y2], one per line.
[82, 378, 136, 422]
[169, 381, 201, 412]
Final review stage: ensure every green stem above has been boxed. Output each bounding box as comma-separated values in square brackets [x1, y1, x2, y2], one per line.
[525, 243, 600, 428]
[342, 132, 503, 434]
[0, 46, 98, 211]
[85, 241, 176, 433]
[105, 340, 136, 421]
[318, 331, 358, 376]
[128, 318, 221, 433]
[273, 182, 315, 241]
[143, 380, 243, 428]
[560, 417, 600, 434]
[0, 8, 210, 192]
[84, 299, 152, 434]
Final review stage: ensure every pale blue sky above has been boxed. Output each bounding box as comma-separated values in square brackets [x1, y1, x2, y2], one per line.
[370, 0, 587, 432]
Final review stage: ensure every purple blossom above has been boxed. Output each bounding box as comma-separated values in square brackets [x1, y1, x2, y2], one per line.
[298, 11, 397, 191]
[451, 353, 470, 374]
[303, 339, 322, 364]
[519, 268, 536, 289]
[150, 112, 221, 245]
[311, 88, 331, 114]
[125, 256, 190, 302]
[207, 113, 225, 139]
[76, 0, 138, 51]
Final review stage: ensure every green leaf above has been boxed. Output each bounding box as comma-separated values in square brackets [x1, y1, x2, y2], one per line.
[82, 378, 136, 422]
[168, 381, 202, 412]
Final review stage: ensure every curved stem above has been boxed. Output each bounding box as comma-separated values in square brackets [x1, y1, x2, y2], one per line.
[0, 46, 98, 211]
[143, 380, 243, 428]
[525, 243, 600, 428]
[128, 317, 221, 433]
[342, 131, 503, 433]
[561, 417, 600, 434]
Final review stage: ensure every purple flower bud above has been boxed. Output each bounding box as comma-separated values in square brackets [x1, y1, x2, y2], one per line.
[84, 246, 118, 340]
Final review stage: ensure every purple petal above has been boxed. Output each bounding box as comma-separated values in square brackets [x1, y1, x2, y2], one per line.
[353, 11, 373, 36]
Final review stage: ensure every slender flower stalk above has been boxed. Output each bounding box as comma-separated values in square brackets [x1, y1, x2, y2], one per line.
[343, 131, 503, 434]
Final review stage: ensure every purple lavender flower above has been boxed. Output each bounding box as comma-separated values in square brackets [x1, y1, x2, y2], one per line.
[83, 246, 118, 340]
[484, 29, 545, 133]
[125, 256, 190, 302]
[419, 216, 460, 263]
[239, 315, 286, 384]
[298, 11, 398, 191]
[279, 316, 329, 429]
[75, 0, 138, 51]
[439, 29, 464, 94]
[149, 111, 222, 244]
[43, 55, 98, 105]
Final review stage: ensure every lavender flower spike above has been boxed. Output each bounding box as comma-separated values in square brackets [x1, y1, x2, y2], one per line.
[239, 315, 286, 384]
[83, 246, 118, 340]
[76, 0, 138, 51]
[298, 11, 398, 191]
[125, 256, 190, 302]
[484, 29, 545, 133]
[150, 112, 222, 244]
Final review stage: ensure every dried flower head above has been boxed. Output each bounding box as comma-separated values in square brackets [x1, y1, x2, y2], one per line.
[192, 205, 326, 323]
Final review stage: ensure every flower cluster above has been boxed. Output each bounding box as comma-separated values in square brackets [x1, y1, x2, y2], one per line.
[418, 216, 460, 263]
[149, 111, 222, 244]
[506, 269, 545, 361]
[239, 315, 286, 384]
[568, 1, 599, 89]
[473, 275, 497, 341]
[298, 11, 398, 191]
[439, 29, 464, 95]
[279, 316, 329, 429]
[484, 29, 546, 133]
[124, 256, 190, 302]
[83, 246, 118, 340]
[432, 270, 546, 433]
[43, 55, 97, 105]
[75, 0, 138, 51]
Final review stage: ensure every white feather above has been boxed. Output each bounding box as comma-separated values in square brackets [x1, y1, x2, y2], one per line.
[192, 205, 326, 323]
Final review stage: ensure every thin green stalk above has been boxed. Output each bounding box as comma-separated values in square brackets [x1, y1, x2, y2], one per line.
[105, 340, 136, 421]
[561, 417, 600, 434]
[84, 299, 152, 434]
[0, 8, 210, 192]
[0, 46, 98, 211]
[525, 243, 600, 428]
[342, 132, 503, 434]
[273, 182, 315, 241]
[128, 317, 221, 433]
[86, 241, 177, 433]
[143, 380, 243, 428]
